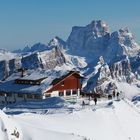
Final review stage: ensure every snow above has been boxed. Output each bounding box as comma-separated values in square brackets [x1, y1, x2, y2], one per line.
[0, 71, 54, 94]
[0, 49, 17, 61]
[0, 72, 53, 94]
[4, 97, 69, 113]
[2, 98, 140, 140]
[19, 71, 47, 80]
[63, 52, 87, 68]
[116, 82, 140, 100]
[0, 110, 83, 140]
[0, 110, 23, 140]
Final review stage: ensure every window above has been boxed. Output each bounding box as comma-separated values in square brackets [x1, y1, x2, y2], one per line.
[0, 93, 5, 96]
[66, 91, 71, 96]
[7, 93, 12, 97]
[72, 90, 77, 95]
[45, 94, 51, 97]
[27, 94, 33, 99]
[34, 94, 41, 99]
[17, 94, 23, 98]
[36, 82, 40, 85]
[59, 92, 64, 96]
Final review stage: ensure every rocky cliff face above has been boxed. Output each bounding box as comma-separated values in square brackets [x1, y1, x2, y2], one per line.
[38, 47, 66, 69]
[84, 57, 136, 94]
[0, 61, 9, 80]
[49, 36, 66, 49]
[0, 47, 66, 80]
[106, 28, 140, 63]
[21, 46, 66, 70]
[67, 20, 110, 60]
[67, 20, 140, 64]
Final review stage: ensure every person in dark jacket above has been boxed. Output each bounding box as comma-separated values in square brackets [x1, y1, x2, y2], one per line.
[113, 90, 115, 98]
[116, 91, 120, 99]
[94, 97, 97, 105]
[82, 100, 85, 108]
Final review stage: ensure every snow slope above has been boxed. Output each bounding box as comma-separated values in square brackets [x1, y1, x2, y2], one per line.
[2, 98, 140, 140]
[0, 109, 84, 140]
[0, 49, 17, 61]
[0, 110, 23, 140]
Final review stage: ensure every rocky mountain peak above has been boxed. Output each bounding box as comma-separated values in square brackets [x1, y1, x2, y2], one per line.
[30, 42, 48, 52]
[22, 45, 31, 53]
[106, 27, 140, 63]
[67, 20, 110, 60]
[49, 36, 66, 49]
[87, 20, 110, 36]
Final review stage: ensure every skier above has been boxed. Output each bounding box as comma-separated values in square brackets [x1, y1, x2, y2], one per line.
[116, 91, 120, 99]
[108, 94, 112, 100]
[82, 100, 85, 108]
[94, 97, 97, 105]
[113, 90, 115, 98]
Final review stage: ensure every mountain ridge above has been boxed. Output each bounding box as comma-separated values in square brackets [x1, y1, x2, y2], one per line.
[0, 20, 140, 99]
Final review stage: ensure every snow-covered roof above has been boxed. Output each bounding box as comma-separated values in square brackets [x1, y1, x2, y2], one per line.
[0, 70, 81, 95]
[17, 72, 47, 81]
[0, 71, 57, 94]
[0, 76, 53, 95]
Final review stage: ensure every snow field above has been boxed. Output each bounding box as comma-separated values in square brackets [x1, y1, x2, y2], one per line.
[8, 99, 140, 140]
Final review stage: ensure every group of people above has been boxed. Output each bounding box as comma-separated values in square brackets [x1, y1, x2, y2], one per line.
[112, 90, 120, 99]
[82, 97, 97, 107]
[82, 90, 121, 107]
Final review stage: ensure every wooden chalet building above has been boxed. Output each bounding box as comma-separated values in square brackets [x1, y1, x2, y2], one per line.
[45, 71, 83, 97]
[0, 71, 84, 104]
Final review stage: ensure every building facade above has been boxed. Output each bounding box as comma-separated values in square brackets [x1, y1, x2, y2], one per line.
[45, 71, 83, 98]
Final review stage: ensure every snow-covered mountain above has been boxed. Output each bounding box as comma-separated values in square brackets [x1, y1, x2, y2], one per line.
[22, 46, 66, 69]
[13, 43, 49, 54]
[1, 20, 140, 100]
[67, 20, 110, 62]
[66, 20, 140, 98]
[67, 20, 140, 64]
[13, 37, 66, 54]
[49, 36, 66, 49]
[106, 27, 140, 63]
[84, 57, 136, 94]
[0, 47, 68, 80]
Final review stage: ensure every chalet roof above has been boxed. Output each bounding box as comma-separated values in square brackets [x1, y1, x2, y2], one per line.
[0, 78, 52, 95]
[0, 72, 53, 95]
[51, 71, 84, 86]
[17, 73, 47, 81]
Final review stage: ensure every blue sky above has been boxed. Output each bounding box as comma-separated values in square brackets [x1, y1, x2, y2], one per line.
[0, 0, 140, 50]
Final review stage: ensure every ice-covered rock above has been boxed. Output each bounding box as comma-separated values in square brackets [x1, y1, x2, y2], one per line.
[106, 27, 140, 63]
[67, 20, 110, 61]
[49, 36, 66, 49]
